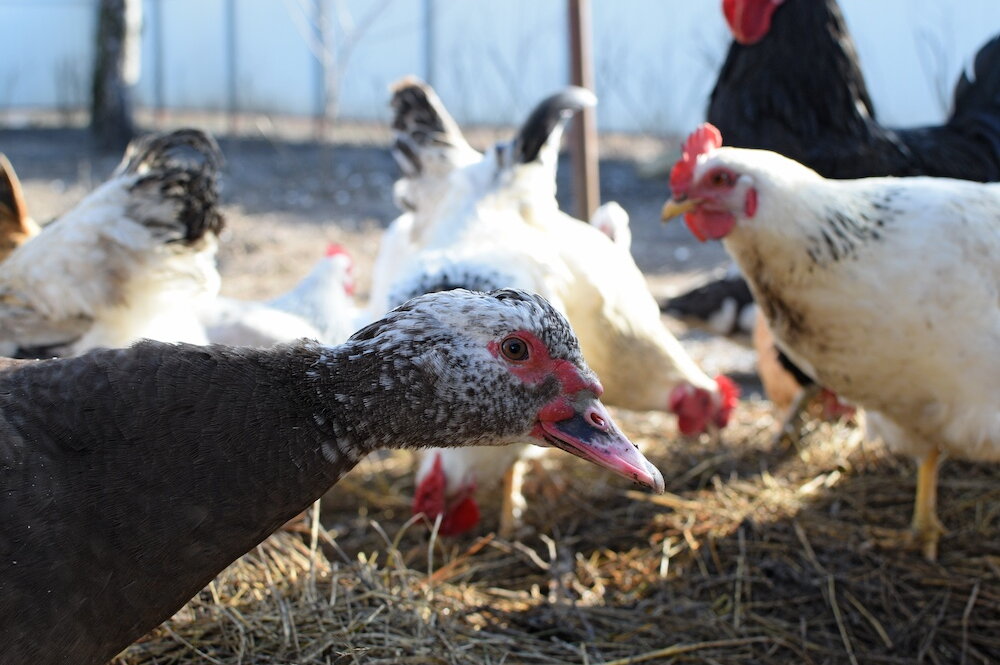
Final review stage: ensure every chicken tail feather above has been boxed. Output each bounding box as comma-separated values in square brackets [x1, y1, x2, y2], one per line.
[120, 129, 225, 243]
[390, 76, 473, 177]
[513, 86, 596, 166]
[949, 34, 1000, 167]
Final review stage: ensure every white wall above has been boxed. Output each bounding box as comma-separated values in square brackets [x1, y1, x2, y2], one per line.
[841, 0, 1000, 125]
[0, 0, 95, 111]
[2, 0, 1000, 134]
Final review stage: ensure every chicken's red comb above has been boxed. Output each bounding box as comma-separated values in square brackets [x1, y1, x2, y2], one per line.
[412, 453, 481, 536]
[325, 243, 356, 295]
[722, 0, 739, 32]
[670, 123, 723, 197]
[326, 243, 351, 259]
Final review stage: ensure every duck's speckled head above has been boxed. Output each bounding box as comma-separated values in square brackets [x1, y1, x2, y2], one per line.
[347, 288, 664, 494]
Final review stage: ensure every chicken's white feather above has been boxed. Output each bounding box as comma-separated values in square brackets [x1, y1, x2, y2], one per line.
[201, 247, 363, 348]
[384, 82, 729, 534]
[683, 144, 1000, 461]
[0, 129, 223, 356]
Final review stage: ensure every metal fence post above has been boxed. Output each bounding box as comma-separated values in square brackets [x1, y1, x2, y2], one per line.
[567, 0, 599, 221]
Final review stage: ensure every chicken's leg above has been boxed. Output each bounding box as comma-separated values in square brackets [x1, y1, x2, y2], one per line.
[499, 459, 529, 539]
[910, 448, 945, 561]
[772, 383, 821, 447]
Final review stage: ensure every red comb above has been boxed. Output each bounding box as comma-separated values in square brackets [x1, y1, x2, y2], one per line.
[326, 243, 350, 258]
[667, 383, 705, 435]
[819, 388, 856, 422]
[670, 123, 723, 197]
[713, 374, 740, 427]
[723, 0, 738, 31]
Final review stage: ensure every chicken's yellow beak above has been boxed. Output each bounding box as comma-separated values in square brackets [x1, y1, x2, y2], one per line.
[661, 197, 699, 222]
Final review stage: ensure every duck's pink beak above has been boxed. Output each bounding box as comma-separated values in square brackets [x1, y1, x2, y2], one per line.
[533, 399, 665, 493]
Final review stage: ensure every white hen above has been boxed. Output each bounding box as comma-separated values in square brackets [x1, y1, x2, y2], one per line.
[365, 78, 483, 321]
[0, 129, 224, 357]
[378, 79, 738, 537]
[662, 122, 1000, 560]
[200, 244, 361, 347]
[589, 201, 631, 251]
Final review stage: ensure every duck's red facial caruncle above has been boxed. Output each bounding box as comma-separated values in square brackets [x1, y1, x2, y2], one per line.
[490, 330, 664, 493]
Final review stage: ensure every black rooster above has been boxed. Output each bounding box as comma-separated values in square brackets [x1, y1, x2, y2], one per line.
[711, 0, 1000, 180]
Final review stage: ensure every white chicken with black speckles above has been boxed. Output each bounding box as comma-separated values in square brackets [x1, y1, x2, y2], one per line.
[0, 129, 224, 357]
[663, 122, 1000, 560]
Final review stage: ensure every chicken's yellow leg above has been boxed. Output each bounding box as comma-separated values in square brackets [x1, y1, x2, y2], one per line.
[911, 448, 945, 561]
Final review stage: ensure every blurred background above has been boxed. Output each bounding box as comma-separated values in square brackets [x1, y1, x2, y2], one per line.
[4, 0, 1000, 395]
[4, 0, 1000, 135]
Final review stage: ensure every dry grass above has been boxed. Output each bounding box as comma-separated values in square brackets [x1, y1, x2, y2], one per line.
[115, 402, 1000, 665]
[7, 118, 993, 664]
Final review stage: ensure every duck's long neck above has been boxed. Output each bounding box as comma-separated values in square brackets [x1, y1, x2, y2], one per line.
[3, 339, 402, 665]
[110, 340, 388, 552]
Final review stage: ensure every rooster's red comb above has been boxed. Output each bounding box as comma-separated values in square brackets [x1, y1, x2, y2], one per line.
[411, 453, 481, 536]
[669, 123, 723, 197]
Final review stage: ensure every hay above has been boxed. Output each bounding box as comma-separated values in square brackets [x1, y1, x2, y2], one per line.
[115, 401, 1000, 664]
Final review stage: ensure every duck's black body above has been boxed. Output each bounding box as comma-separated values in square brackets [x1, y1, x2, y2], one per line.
[0, 342, 356, 665]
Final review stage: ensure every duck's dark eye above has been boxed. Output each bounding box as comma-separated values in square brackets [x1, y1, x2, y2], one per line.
[710, 170, 734, 187]
[500, 336, 530, 362]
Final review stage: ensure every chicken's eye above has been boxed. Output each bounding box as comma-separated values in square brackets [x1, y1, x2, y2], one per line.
[500, 336, 530, 362]
[710, 170, 734, 187]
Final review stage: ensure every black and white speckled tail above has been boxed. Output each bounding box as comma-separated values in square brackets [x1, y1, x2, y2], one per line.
[513, 86, 596, 165]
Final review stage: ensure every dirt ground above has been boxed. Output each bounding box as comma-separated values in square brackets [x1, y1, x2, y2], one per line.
[3, 119, 999, 664]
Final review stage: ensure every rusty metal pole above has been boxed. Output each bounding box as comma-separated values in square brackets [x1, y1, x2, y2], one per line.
[567, 0, 599, 221]
[224, 0, 238, 136]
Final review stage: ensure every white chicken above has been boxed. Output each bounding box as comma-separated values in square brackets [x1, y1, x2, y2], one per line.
[0, 129, 224, 357]
[589, 200, 631, 251]
[380, 79, 738, 537]
[199, 243, 361, 347]
[662, 122, 1000, 560]
[365, 77, 483, 321]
